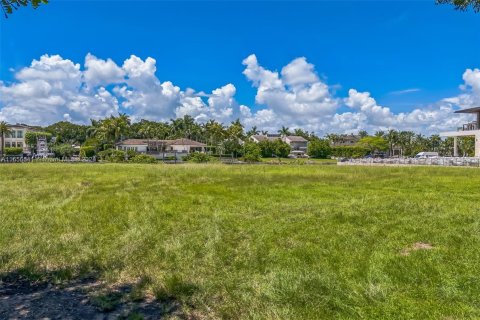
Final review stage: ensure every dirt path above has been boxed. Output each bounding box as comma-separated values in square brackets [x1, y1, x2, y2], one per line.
[0, 273, 183, 319]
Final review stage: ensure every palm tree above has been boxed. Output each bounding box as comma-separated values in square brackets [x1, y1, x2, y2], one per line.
[246, 126, 260, 137]
[325, 133, 340, 145]
[278, 126, 291, 136]
[0, 121, 12, 157]
[385, 129, 398, 156]
[358, 130, 369, 138]
[429, 134, 442, 152]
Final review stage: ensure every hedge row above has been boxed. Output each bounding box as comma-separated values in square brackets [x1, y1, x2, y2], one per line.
[331, 146, 369, 158]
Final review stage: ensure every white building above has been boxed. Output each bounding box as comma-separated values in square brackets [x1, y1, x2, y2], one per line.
[440, 107, 480, 157]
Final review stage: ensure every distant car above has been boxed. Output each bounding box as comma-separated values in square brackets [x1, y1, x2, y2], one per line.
[415, 152, 439, 159]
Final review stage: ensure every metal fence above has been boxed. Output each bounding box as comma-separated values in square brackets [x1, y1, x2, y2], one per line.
[339, 157, 480, 167]
[0, 156, 96, 163]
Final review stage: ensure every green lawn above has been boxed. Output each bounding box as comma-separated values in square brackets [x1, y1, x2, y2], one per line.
[1, 163, 480, 319]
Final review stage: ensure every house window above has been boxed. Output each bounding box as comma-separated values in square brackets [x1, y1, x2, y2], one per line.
[9, 131, 16, 138]
[17, 130, 23, 138]
[5, 142, 11, 148]
[17, 142, 23, 148]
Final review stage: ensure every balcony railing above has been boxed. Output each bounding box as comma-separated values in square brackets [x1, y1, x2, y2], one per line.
[458, 122, 478, 131]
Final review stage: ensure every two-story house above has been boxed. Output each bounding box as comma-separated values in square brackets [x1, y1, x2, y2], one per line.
[3, 124, 37, 154]
[250, 134, 309, 156]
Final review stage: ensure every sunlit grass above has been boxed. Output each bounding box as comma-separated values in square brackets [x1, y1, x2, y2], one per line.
[1, 163, 480, 319]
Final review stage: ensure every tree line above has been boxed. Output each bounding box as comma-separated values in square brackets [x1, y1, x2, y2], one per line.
[0, 114, 470, 159]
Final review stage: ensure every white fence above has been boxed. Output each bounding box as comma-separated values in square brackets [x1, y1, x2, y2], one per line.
[339, 157, 480, 167]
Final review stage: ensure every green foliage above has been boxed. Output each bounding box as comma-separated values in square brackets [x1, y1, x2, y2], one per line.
[273, 139, 291, 158]
[45, 121, 88, 144]
[1, 0, 48, 17]
[24, 131, 52, 146]
[436, 0, 480, 12]
[243, 142, 261, 162]
[331, 146, 369, 158]
[184, 152, 212, 163]
[222, 139, 243, 157]
[307, 139, 332, 159]
[51, 144, 76, 158]
[4, 147, 22, 155]
[0, 121, 12, 156]
[129, 154, 156, 163]
[90, 114, 131, 145]
[97, 149, 126, 162]
[358, 136, 389, 153]
[126, 149, 138, 159]
[257, 139, 291, 158]
[79, 146, 95, 158]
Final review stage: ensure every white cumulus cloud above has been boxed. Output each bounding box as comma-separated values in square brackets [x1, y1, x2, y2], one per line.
[0, 53, 478, 136]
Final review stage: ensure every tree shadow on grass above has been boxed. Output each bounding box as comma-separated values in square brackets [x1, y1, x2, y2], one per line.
[0, 264, 198, 320]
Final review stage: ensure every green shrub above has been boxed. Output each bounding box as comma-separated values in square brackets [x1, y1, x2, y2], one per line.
[126, 149, 138, 159]
[331, 146, 369, 158]
[130, 154, 156, 163]
[185, 152, 212, 163]
[51, 144, 76, 158]
[243, 142, 261, 162]
[4, 147, 23, 156]
[97, 149, 127, 162]
[258, 139, 291, 158]
[307, 139, 332, 159]
[80, 146, 96, 158]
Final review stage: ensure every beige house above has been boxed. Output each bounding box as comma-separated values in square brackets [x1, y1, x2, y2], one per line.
[116, 138, 206, 153]
[283, 135, 308, 153]
[329, 134, 360, 147]
[250, 134, 309, 155]
[440, 107, 480, 157]
[3, 124, 37, 154]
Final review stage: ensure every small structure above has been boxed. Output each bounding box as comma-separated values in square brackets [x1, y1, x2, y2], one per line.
[440, 107, 480, 157]
[36, 135, 49, 158]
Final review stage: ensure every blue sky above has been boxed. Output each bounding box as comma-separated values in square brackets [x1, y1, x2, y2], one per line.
[1, 1, 479, 133]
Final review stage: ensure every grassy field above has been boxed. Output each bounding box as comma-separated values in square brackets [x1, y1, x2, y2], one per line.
[1, 163, 480, 319]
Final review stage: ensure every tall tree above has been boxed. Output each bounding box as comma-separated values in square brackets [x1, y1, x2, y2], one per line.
[246, 126, 260, 137]
[385, 129, 399, 156]
[0, 121, 12, 157]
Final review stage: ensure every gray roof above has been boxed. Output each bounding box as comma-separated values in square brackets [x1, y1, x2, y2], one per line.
[169, 138, 206, 147]
[286, 135, 308, 142]
[251, 135, 268, 142]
